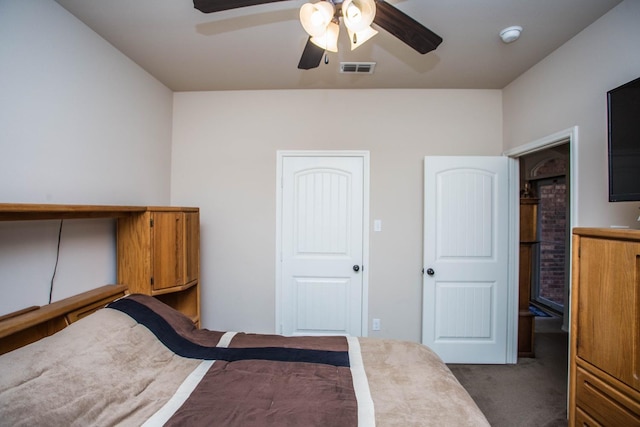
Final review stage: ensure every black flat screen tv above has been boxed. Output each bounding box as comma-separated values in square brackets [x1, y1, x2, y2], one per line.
[608, 76, 640, 202]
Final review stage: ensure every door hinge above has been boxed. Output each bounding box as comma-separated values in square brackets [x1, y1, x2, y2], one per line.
[150, 277, 154, 285]
[150, 218, 154, 227]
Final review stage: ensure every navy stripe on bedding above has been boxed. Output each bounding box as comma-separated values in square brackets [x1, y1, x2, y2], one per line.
[106, 298, 350, 367]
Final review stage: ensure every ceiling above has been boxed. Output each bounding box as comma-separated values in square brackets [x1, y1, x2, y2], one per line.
[54, 0, 622, 92]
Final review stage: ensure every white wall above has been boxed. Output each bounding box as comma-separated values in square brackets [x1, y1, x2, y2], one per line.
[0, 0, 173, 314]
[503, 0, 640, 228]
[171, 89, 503, 341]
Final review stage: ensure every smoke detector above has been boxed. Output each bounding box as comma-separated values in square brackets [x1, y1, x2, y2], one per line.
[500, 26, 522, 43]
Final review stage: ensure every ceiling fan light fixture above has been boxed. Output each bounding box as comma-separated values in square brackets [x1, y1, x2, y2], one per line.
[347, 25, 378, 50]
[342, 0, 376, 33]
[311, 20, 340, 53]
[300, 1, 335, 37]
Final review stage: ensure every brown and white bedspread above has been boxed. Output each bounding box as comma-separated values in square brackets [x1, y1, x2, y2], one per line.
[0, 294, 489, 426]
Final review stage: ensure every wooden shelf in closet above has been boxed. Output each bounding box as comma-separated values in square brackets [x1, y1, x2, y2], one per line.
[518, 198, 538, 357]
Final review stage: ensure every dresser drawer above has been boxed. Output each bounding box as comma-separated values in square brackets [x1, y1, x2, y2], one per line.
[575, 406, 602, 427]
[575, 367, 640, 427]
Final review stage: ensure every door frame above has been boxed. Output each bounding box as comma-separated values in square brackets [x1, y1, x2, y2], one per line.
[504, 126, 579, 337]
[275, 150, 371, 336]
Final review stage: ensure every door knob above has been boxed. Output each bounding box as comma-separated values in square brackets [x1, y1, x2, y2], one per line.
[426, 268, 435, 276]
[353, 265, 360, 272]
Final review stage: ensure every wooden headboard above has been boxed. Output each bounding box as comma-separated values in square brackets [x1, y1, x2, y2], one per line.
[0, 284, 128, 355]
[0, 203, 144, 355]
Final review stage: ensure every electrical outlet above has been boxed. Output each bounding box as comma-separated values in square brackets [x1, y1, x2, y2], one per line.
[372, 318, 381, 331]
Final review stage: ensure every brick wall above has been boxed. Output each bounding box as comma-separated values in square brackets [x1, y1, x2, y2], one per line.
[537, 179, 566, 306]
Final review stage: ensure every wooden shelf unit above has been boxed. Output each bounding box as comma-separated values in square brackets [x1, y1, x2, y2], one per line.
[519, 198, 538, 357]
[0, 203, 201, 327]
[569, 228, 640, 426]
[0, 203, 146, 221]
[117, 207, 200, 326]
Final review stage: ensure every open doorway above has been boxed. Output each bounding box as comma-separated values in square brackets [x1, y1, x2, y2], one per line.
[505, 126, 577, 361]
[520, 144, 570, 318]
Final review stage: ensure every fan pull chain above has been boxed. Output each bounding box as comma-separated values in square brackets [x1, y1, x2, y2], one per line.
[324, 53, 329, 64]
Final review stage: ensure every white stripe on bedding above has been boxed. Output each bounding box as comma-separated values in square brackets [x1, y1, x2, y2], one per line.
[141, 360, 214, 427]
[217, 331, 237, 348]
[144, 335, 373, 426]
[142, 333, 235, 425]
[347, 336, 376, 427]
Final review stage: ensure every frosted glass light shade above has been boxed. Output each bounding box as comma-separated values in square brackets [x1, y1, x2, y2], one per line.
[300, 1, 335, 37]
[347, 25, 378, 50]
[342, 0, 376, 33]
[310, 21, 339, 52]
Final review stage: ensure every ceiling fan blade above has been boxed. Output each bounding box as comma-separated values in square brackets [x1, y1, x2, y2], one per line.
[194, 0, 289, 13]
[298, 37, 325, 70]
[373, 0, 443, 54]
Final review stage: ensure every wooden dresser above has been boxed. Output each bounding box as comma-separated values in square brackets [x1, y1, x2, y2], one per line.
[117, 207, 200, 326]
[569, 228, 640, 426]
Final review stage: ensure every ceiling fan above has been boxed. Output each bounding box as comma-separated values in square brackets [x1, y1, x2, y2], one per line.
[192, 0, 443, 70]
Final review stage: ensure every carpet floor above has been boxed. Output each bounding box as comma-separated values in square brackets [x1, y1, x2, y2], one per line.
[448, 317, 569, 427]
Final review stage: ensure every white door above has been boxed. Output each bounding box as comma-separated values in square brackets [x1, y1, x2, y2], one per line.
[279, 153, 367, 336]
[422, 156, 510, 363]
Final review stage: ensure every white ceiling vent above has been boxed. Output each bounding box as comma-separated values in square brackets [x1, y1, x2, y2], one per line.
[340, 62, 376, 74]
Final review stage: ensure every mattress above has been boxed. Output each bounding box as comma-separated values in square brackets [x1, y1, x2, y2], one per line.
[0, 294, 489, 426]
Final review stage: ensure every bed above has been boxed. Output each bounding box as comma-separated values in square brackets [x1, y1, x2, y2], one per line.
[0, 286, 489, 426]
